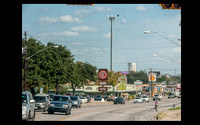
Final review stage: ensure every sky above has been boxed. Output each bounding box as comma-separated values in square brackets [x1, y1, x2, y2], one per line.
[22, 4, 181, 75]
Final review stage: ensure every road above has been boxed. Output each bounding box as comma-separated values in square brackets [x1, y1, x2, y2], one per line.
[35, 97, 181, 121]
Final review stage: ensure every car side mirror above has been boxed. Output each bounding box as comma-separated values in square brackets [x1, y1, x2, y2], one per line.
[30, 100, 35, 103]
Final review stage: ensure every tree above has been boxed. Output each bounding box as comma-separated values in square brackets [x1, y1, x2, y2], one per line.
[127, 70, 148, 84]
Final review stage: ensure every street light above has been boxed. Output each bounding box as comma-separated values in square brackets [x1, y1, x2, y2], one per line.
[144, 30, 181, 47]
[27, 45, 58, 59]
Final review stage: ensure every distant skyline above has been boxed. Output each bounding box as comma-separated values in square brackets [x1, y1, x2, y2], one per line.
[22, 4, 181, 75]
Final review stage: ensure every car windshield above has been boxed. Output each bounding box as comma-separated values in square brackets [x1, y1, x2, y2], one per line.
[33, 96, 46, 102]
[53, 96, 68, 102]
[154, 95, 159, 96]
[22, 94, 27, 103]
[70, 96, 78, 100]
[96, 95, 101, 97]
[118, 98, 123, 100]
[135, 97, 140, 99]
[80, 97, 85, 99]
[169, 93, 174, 95]
[142, 96, 147, 98]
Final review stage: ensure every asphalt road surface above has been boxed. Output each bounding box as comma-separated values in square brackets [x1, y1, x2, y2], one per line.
[35, 97, 181, 121]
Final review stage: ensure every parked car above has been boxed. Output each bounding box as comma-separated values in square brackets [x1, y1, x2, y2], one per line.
[33, 94, 50, 112]
[134, 97, 143, 103]
[80, 96, 88, 103]
[114, 97, 125, 104]
[22, 91, 35, 121]
[94, 95, 102, 101]
[153, 94, 162, 101]
[70, 96, 82, 108]
[178, 93, 181, 98]
[168, 93, 175, 99]
[141, 96, 149, 102]
[48, 95, 72, 115]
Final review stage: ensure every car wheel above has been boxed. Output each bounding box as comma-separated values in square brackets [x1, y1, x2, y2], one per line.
[66, 108, 69, 115]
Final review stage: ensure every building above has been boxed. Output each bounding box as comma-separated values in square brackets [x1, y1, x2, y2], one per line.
[128, 62, 136, 72]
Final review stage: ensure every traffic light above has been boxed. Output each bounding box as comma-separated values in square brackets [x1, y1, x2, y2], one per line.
[159, 4, 181, 9]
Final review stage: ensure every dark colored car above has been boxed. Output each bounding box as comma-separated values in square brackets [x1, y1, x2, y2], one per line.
[114, 97, 125, 104]
[33, 95, 49, 112]
[94, 95, 102, 101]
[168, 93, 175, 99]
[70, 96, 82, 108]
[48, 95, 72, 115]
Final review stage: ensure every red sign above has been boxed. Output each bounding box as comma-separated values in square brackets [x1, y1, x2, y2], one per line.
[98, 87, 108, 91]
[98, 69, 108, 80]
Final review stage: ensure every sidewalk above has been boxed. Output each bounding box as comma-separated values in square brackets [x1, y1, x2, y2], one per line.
[154, 109, 181, 121]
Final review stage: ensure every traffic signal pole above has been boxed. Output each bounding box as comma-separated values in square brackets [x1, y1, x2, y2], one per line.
[24, 31, 27, 91]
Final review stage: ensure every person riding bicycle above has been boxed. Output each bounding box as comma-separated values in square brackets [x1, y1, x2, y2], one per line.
[154, 100, 158, 111]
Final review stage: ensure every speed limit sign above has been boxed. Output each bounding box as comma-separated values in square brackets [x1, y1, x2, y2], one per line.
[98, 69, 108, 80]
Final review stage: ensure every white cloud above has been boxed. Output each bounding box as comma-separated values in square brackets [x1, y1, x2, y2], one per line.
[137, 5, 147, 11]
[71, 26, 98, 32]
[122, 18, 127, 24]
[39, 15, 82, 24]
[74, 9, 92, 17]
[52, 31, 79, 37]
[95, 6, 112, 12]
[70, 42, 84, 46]
[103, 32, 114, 38]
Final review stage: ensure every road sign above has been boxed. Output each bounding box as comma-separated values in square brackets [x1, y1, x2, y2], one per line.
[149, 74, 156, 82]
[98, 69, 108, 80]
[98, 87, 108, 91]
[98, 81, 107, 85]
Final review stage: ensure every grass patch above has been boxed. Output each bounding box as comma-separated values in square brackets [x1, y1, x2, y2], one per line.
[168, 107, 181, 110]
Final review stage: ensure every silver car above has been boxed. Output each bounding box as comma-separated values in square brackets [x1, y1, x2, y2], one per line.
[134, 97, 143, 103]
[141, 96, 149, 102]
[22, 91, 35, 121]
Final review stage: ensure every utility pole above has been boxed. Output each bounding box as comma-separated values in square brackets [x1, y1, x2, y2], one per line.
[24, 31, 27, 91]
[107, 15, 119, 71]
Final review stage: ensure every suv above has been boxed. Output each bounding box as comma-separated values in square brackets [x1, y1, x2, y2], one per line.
[153, 94, 162, 101]
[48, 95, 72, 115]
[33, 94, 50, 112]
[22, 91, 35, 121]
[94, 95, 102, 101]
[168, 93, 175, 99]
[114, 97, 125, 104]
[70, 96, 82, 108]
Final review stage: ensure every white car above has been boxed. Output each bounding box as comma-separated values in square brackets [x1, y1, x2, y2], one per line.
[80, 97, 87, 103]
[141, 96, 149, 102]
[134, 97, 143, 103]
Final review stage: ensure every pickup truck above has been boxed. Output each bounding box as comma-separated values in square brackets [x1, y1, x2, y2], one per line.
[153, 94, 162, 101]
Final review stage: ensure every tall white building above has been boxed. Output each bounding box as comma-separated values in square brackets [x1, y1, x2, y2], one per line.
[128, 62, 136, 72]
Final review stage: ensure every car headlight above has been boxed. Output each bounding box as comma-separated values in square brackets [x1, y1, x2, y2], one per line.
[63, 104, 68, 108]
[50, 104, 54, 106]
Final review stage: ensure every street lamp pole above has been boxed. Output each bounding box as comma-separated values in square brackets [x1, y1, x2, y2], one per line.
[24, 31, 27, 91]
[144, 30, 181, 47]
[107, 15, 119, 71]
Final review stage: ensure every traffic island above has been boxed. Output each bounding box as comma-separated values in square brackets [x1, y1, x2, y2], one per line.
[154, 107, 181, 121]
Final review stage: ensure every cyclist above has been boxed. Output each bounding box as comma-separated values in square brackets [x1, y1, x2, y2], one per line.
[154, 100, 158, 111]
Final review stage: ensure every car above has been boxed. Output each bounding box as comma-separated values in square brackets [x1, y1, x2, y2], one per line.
[141, 96, 149, 102]
[153, 94, 162, 101]
[94, 95, 102, 101]
[22, 91, 35, 121]
[48, 95, 72, 115]
[178, 93, 181, 98]
[168, 93, 175, 99]
[80, 96, 87, 103]
[134, 97, 143, 103]
[33, 94, 50, 112]
[70, 96, 82, 108]
[114, 97, 125, 104]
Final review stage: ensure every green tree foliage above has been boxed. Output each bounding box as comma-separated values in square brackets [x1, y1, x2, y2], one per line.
[127, 70, 148, 84]
[22, 37, 97, 94]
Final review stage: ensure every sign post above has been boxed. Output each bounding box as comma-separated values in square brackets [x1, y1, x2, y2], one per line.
[98, 69, 108, 102]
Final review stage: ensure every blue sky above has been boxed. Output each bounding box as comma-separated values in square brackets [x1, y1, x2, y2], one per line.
[22, 4, 181, 75]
